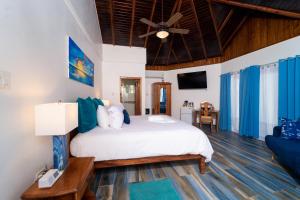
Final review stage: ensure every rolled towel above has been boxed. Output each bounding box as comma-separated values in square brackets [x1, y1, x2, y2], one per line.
[148, 115, 166, 121]
[148, 115, 176, 123]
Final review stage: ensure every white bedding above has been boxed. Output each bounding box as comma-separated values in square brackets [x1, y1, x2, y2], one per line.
[70, 115, 214, 162]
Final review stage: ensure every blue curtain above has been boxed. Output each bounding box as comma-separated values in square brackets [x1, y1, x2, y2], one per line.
[278, 56, 300, 121]
[220, 73, 231, 131]
[239, 66, 260, 138]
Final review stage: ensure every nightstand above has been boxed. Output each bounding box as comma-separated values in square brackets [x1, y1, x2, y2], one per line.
[21, 157, 96, 200]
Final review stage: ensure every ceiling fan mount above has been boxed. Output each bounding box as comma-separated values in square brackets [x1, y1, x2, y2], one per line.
[139, 0, 189, 40]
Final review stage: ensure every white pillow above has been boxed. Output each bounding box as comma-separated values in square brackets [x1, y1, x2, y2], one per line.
[108, 106, 124, 129]
[97, 105, 109, 128]
[109, 104, 124, 112]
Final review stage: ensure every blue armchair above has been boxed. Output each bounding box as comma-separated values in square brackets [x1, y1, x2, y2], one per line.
[265, 126, 300, 176]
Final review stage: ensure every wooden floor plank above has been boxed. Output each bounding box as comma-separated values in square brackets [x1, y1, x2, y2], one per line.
[93, 130, 300, 200]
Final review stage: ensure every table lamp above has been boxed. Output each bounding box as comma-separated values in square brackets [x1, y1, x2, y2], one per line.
[35, 102, 78, 171]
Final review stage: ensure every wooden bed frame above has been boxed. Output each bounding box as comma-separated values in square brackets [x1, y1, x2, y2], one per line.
[68, 128, 206, 174]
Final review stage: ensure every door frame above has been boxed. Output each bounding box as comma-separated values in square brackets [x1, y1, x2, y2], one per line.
[152, 82, 171, 116]
[120, 77, 142, 115]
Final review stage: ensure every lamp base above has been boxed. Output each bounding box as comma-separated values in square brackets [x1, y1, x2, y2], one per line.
[53, 135, 68, 171]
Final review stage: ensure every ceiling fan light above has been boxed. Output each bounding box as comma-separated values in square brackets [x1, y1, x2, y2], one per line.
[156, 30, 169, 39]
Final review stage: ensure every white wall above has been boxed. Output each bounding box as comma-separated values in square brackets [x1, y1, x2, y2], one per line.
[145, 36, 300, 120]
[161, 36, 300, 120]
[164, 64, 222, 119]
[64, 0, 102, 44]
[0, 0, 102, 199]
[222, 36, 300, 73]
[101, 44, 147, 114]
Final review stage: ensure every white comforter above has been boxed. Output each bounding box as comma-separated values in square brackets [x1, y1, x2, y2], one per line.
[70, 115, 214, 162]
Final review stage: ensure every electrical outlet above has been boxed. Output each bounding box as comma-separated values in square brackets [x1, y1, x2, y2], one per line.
[0, 71, 11, 90]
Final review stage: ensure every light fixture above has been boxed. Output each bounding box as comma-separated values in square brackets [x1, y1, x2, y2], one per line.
[35, 102, 78, 171]
[156, 0, 169, 39]
[156, 30, 169, 39]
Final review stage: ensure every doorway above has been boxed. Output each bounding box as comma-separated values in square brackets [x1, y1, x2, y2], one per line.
[120, 77, 141, 115]
[152, 82, 171, 115]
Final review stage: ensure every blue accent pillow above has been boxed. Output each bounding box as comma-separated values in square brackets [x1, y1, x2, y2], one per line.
[92, 98, 104, 109]
[77, 97, 97, 133]
[281, 118, 297, 139]
[123, 109, 130, 124]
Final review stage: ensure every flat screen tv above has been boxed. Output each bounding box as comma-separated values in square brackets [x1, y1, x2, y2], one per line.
[177, 71, 207, 89]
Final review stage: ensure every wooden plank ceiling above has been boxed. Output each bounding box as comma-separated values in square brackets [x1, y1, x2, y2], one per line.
[95, 0, 300, 67]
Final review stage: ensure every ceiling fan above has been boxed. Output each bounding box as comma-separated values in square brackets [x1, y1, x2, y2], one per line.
[139, 0, 189, 40]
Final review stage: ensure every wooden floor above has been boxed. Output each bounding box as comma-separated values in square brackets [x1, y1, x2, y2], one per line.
[91, 129, 300, 200]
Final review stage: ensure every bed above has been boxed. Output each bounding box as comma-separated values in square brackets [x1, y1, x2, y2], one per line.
[69, 115, 214, 174]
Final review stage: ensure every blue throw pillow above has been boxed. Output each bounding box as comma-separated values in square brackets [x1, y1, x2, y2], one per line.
[92, 98, 104, 109]
[77, 97, 97, 133]
[123, 109, 130, 124]
[281, 118, 297, 139]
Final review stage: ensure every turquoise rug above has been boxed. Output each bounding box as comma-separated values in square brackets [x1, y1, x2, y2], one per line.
[129, 179, 181, 200]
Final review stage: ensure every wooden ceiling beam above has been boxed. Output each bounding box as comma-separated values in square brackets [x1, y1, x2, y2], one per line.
[165, 0, 182, 65]
[109, 0, 115, 45]
[167, 36, 174, 65]
[167, 0, 182, 65]
[181, 34, 193, 61]
[152, 42, 163, 65]
[211, 0, 300, 19]
[170, 0, 180, 15]
[172, 49, 180, 64]
[190, 0, 207, 59]
[218, 9, 234, 33]
[208, 0, 223, 54]
[147, 56, 223, 71]
[144, 0, 157, 48]
[173, 0, 192, 61]
[129, 0, 136, 46]
[224, 15, 248, 49]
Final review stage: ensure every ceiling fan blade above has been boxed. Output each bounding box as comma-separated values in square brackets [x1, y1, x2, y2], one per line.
[139, 31, 157, 38]
[169, 28, 189, 34]
[140, 18, 158, 28]
[165, 12, 183, 27]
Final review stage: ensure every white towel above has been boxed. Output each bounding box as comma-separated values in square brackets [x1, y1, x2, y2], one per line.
[148, 115, 176, 123]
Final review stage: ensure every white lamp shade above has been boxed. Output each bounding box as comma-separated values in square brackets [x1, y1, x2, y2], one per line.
[35, 103, 78, 136]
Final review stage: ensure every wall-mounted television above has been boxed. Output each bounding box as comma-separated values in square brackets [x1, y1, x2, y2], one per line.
[177, 71, 207, 89]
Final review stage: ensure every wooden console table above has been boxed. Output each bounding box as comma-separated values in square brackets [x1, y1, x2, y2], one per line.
[193, 109, 219, 131]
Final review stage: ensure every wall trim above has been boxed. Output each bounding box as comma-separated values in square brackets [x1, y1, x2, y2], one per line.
[63, 0, 101, 57]
[146, 57, 223, 71]
[147, 35, 300, 71]
[146, 17, 300, 71]
[64, 0, 92, 43]
[102, 61, 147, 65]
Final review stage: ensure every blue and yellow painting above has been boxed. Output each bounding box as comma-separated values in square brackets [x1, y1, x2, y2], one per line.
[69, 37, 94, 87]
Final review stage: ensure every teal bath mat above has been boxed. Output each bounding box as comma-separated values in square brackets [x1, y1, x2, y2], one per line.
[129, 179, 181, 200]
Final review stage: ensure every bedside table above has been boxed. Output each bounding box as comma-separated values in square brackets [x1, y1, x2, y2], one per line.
[21, 157, 96, 200]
